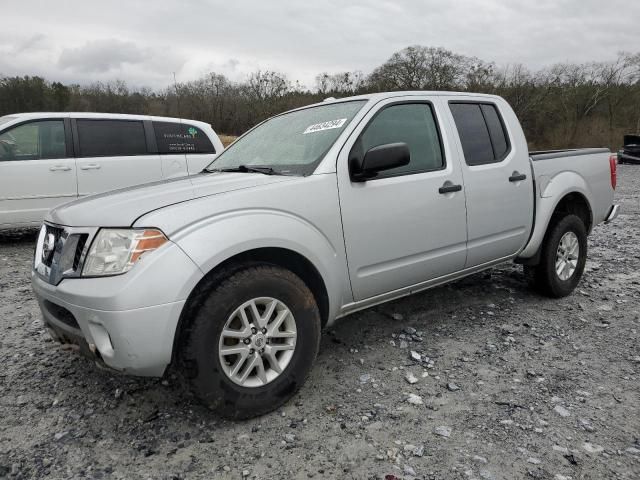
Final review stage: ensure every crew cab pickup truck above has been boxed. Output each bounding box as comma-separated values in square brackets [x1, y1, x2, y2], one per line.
[31, 92, 619, 418]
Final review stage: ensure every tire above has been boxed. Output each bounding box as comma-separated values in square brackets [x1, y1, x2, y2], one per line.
[180, 264, 321, 419]
[526, 214, 587, 298]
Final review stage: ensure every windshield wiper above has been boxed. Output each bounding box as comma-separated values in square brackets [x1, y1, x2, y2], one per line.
[206, 165, 278, 175]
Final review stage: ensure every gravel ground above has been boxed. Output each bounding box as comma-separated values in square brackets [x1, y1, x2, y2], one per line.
[1, 166, 639, 480]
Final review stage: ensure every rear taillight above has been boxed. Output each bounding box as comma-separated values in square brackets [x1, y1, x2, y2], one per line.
[609, 154, 617, 190]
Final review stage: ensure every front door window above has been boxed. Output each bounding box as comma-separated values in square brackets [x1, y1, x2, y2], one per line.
[0, 121, 66, 161]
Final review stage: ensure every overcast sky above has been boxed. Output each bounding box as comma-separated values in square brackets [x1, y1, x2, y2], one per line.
[1, 0, 638, 90]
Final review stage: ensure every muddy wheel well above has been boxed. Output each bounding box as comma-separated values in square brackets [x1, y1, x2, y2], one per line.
[173, 248, 330, 364]
[551, 192, 593, 233]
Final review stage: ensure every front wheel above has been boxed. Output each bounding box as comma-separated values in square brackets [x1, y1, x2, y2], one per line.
[180, 265, 321, 419]
[525, 214, 587, 298]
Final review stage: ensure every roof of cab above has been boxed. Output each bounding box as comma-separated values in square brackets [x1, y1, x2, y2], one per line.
[287, 90, 504, 113]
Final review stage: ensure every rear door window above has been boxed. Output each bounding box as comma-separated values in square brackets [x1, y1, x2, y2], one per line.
[481, 104, 509, 160]
[76, 119, 147, 157]
[0, 120, 66, 161]
[449, 102, 510, 165]
[153, 122, 215, 154]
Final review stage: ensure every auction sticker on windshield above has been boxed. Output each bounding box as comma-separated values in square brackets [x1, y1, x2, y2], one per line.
[303, 118, 347, 134]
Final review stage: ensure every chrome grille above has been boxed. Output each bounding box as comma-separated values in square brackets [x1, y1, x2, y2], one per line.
[34, 224, 96, 285]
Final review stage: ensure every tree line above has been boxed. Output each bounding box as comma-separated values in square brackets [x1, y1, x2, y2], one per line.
[1, 46, 639, 150]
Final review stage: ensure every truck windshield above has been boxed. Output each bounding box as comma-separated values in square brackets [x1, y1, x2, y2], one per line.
[205, 100, 367, 176]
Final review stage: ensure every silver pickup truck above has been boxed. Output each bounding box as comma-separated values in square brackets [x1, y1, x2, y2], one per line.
[31, 91, 619, 418]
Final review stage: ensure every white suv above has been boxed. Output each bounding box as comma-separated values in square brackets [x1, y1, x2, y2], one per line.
[0, 112, 223, 229]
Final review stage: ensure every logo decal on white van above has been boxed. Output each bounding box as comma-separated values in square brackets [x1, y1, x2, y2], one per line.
[303, 118, 347, 134]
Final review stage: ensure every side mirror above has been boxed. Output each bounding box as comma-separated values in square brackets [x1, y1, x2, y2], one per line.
[350, 142, 410, 182]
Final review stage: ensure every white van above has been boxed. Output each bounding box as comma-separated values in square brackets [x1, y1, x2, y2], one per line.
[0, 112, 224, 229]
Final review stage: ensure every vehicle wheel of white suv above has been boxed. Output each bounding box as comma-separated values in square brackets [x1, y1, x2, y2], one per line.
[525, 214, 587, 298]
[180, 264, 321, 419]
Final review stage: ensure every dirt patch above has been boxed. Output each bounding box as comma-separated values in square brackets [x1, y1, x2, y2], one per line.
[218, 135, 238, 148]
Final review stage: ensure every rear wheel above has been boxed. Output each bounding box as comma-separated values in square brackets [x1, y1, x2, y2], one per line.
[180, 265, 321, 419]
[525, 214, 587, 298]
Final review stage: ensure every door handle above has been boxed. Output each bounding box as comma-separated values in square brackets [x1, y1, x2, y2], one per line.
[509, 172, 527, 182]
[438, 183, 463, 194]
[80, 164, 101, 170]
[49, 165, 71, 172]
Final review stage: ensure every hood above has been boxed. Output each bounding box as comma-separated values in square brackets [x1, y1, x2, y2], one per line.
[47, 172, 295, 227]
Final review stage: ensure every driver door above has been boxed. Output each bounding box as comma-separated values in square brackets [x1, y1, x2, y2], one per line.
[337, 99, 468, 301]
[0, 118, 77, 228]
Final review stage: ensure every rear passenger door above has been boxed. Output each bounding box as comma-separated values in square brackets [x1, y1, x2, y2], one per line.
[448, 100, 533, 267]
[153, 121, 217, 177]
[74, 119, 162, 196]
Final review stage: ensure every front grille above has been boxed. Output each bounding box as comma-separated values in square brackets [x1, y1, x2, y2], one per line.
[73, 235, 88, 270]
[35, 224, 95, 285]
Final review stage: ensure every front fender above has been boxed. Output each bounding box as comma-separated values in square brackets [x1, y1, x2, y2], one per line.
[171, 208, 350, 322]
[519, 170, 593, 259]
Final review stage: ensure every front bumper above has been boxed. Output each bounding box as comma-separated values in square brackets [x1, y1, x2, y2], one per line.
[31, 241, 203, 377]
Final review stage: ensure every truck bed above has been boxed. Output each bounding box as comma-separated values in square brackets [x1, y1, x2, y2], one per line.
[517, 147, 614, 260]
[530, 148, 610, 160]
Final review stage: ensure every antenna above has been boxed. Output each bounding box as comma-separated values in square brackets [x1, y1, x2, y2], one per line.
[173, 72, 182, 118]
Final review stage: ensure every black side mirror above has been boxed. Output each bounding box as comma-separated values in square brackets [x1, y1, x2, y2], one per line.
[350, 142, 410, 182]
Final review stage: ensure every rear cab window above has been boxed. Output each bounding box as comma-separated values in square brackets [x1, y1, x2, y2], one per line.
[76, 119, 147, 157]
[449, 102, 511, 166]
[153, 122, 215, 154]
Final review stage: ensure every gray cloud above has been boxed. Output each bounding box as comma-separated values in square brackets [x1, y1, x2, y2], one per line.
[13, 34, 47, 54]
[58, 39, 146, 73]
[1, 0, 638, 89]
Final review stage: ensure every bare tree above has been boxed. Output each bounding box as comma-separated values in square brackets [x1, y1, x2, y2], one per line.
[2, 46, 640, 149]
[368, 46, 473, 91]
[315, 71, 365, 95]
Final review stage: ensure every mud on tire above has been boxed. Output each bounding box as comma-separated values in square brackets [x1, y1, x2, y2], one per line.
[525, 214, 587, 298]
[179, 264, 321, 419]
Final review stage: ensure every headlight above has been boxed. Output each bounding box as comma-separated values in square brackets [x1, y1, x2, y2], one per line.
[82, 228, 168, 276]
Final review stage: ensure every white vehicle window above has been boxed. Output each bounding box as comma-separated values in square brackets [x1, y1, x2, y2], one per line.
[0, 120, 66, 161]
[206, 100, 366, 176]
[76, 119, 147, 157]
[153, 122, 216, 154]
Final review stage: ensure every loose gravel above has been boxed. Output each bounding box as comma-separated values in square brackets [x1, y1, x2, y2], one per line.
[1, 166, 639, 479]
